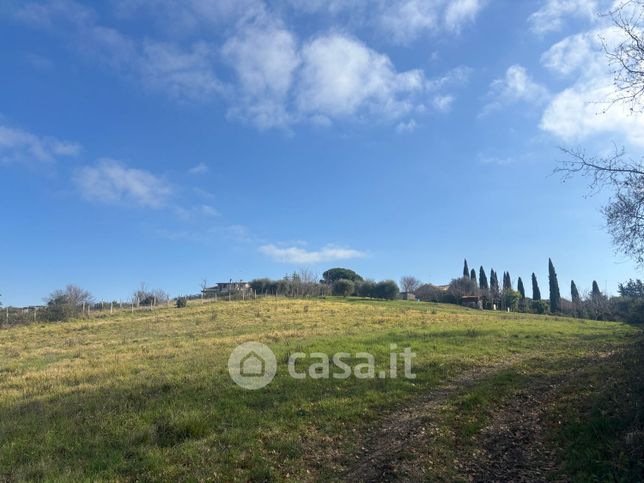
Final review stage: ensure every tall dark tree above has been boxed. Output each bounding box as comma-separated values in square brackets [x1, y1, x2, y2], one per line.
[470, 268, 477, 285]
[490, 269, 500, 301]
[479, 266, 489, 290]
[592, 280, 602, 298]
[503, 271, 513, 291]
[548, 258, 561, 313]
[532, 273, 541, 301]
[517, 277, 525, 299]
[571, 280, 581, 305]
[463, 259, 470, 278]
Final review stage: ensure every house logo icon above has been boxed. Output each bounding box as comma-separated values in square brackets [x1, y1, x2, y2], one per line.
[228, 342, 277, 390]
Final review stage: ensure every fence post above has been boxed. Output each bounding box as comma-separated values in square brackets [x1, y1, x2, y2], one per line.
[110, 302, 113, 314]
[6, 307, 8, 326]
[33, 307, 37, 322]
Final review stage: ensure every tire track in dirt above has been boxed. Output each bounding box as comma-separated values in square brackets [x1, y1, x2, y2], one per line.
[342, 352, 622, 482]
[342, 360, 525, 482]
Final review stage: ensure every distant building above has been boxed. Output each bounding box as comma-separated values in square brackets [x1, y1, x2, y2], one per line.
[400, 292, 417, 301]
[460, 295, 482, 309]
[202, 281, 251, 296]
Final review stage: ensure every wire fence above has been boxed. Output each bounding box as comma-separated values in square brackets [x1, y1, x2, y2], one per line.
[0, 289, 317, 328]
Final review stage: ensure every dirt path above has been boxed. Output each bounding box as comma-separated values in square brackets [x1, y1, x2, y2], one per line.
[460, 379, 565, 482]
[342, 361, 567, 482]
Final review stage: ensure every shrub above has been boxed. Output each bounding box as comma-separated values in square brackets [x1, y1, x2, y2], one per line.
[415, 284, 447, 303]
[373, 280, 399, 300]
[609, 297, 644, 323]
[176, 297, 188, 308]
[332, 279, 355, 297]
[501, 290, 521, 311]
[42, 303, 78, 322]
[531, 300, 548, 314]
[448, 277, 478, 301]
[356, 280, 377, 298]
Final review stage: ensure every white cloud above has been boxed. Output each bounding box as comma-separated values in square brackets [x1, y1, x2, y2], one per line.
[396, 119, 417, 133]
[16, 0, 468, 130]
[432, 94, 454, 112]
[74, 159, 172, 208]
[222, 30, 442, 127]
[539, 26, 644, 146]
[174, 203, 220, 219]
[16, 1, 224, 102]
[379, 0, 438, 44]
[296, 34, 424, 120]
[484, 65, 550, 113]
[444, 0, 485, 32]
[260, 244, 366, 264]
[377, 0, 486, 43]
[528, 0, 599, 35]
[138, 40, 224, 100]
[222, 18, 300, 127]
[0, 124, 81, 165]
[426, 65, 472, 90]
[541, 79, 644, 146]
[540, 31, 599, 76]
[188, 162, 209, 175]
[199, 204, 219, 216]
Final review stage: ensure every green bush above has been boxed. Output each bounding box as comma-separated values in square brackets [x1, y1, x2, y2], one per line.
[332, 279, 355, 297]
[176, 297, 188, 308]
[356, 280, 377, 298]
[415, 284, 443, 302]
[373, 280, 399, 300]
[531, 300, 548, 314]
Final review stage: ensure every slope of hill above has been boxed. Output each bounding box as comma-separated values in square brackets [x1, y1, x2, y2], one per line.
[0, 298, 642, 481]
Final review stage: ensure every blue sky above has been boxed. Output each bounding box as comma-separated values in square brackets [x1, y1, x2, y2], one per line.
[1, 0, 642, 306]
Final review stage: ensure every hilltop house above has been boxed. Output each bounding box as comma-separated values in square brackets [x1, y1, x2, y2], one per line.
[202, 281, 251, 297]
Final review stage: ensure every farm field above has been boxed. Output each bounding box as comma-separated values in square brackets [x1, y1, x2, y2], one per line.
[0, 297, 642, 481]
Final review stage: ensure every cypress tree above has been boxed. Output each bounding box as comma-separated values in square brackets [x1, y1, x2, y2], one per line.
[592, 280, 601, 298]
[470, 268, 477, 283]
[548, 258, 561, 313]
[532, 273, 541, 300]
[571, 280, 581, 305]
[517, 277, 525, 299]
[479, 266, 489, 290]
[490, 269, 499, 300]
[503, 272, 512, 291]
[463, 259, 469, 278]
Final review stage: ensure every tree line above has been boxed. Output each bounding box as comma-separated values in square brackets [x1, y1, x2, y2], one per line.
[248, 268, 400, 300]
[413, 258, 643, 323]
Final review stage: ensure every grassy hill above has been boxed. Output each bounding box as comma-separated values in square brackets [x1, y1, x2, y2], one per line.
[0, 298, 642, 481]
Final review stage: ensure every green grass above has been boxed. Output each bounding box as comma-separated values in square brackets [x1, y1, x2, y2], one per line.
[0, 297, 641, 481]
